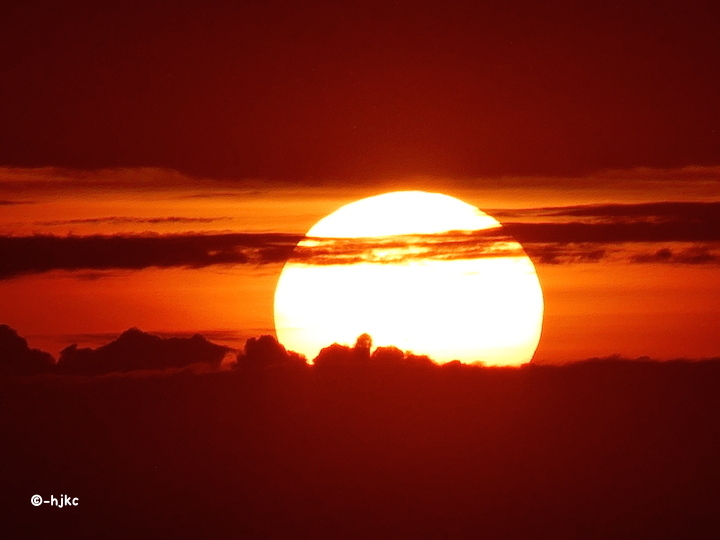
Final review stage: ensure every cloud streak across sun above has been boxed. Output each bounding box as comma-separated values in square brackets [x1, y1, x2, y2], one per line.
[2, 198, 720, 280]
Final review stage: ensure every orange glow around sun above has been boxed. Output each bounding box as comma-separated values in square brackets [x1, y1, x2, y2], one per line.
[274, 191, 544, 366]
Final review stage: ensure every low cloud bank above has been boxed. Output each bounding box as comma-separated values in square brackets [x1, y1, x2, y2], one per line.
[57, 328, 231, 375]
[0, 326, 231, 376]
[0, 326, 468, 376]
[6, 325, 717, 378]
[0, 325, 54, 375]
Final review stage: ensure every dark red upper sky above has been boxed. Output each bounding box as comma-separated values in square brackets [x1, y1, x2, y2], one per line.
[1, 0, 718, 180]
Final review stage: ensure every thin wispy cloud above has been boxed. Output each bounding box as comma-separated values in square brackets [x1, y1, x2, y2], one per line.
[493, 201, 720, 223]
[2, 165, 720, 196]
[0, 200, 32, 205]
[36, 216, 231, 226]
[0, 166, 207, 193]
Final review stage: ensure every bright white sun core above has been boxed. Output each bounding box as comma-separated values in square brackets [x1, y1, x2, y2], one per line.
[273, 191, 543, 366]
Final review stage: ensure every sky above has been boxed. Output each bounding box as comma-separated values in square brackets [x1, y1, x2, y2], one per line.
[1, 0, 719, 363]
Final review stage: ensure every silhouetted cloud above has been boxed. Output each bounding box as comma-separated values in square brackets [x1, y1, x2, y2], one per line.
[313, 335, 435, 367]
[57, 328, 231, 375]
[0, 230, 527, 279]
[491, 201, 720, 265]
[0, 324, 55, 375]
[2, 200, 720, 279]
[238, 335, 306, 368]
[0, 233, 302, 279]
[5, 323, 720, 378]
[570, 353, 720, 364]
[313, 343, 357, 366]
[58, 329, 253, 351]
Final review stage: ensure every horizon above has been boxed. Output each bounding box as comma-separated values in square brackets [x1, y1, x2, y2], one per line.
[4, 323, 720, 381]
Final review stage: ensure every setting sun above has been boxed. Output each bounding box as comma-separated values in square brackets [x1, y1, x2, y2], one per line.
[274, 191, 544, 365]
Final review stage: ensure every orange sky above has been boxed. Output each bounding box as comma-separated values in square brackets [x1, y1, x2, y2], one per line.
[1, 166, 718, 362]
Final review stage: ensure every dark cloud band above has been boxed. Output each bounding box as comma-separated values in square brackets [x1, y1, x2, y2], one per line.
[2, 201, 720, 278]
[0, 233, 302, 279]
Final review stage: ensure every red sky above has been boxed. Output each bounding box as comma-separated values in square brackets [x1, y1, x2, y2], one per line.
[0, 1, 718, 363]
[1, 1, 718, 178]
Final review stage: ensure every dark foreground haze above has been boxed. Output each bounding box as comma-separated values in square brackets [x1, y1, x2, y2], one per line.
[3, 353, 720, 539]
